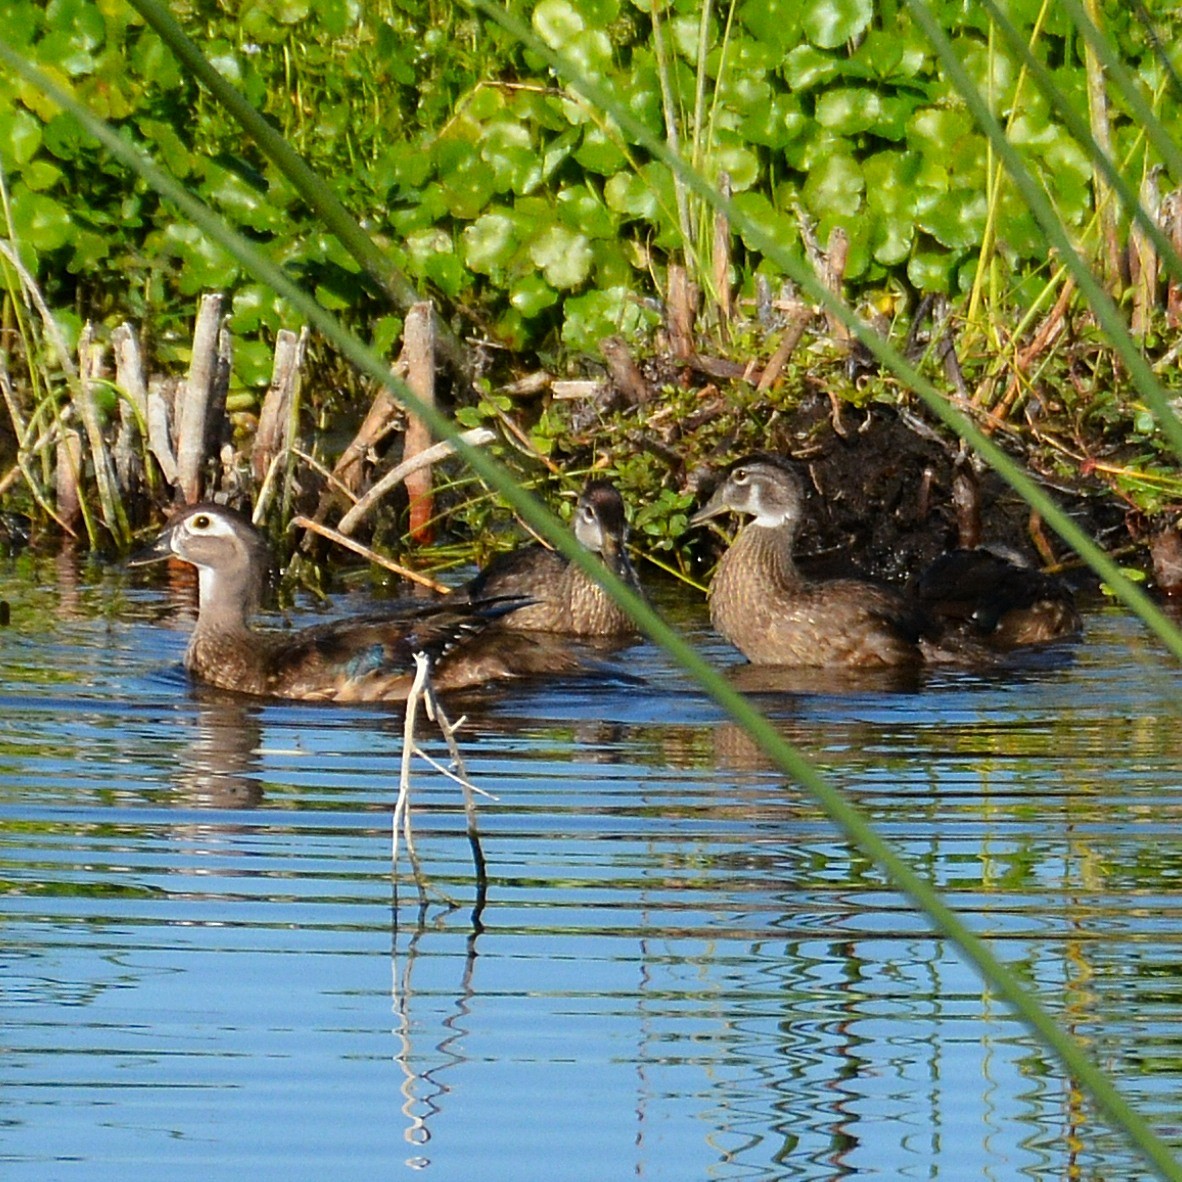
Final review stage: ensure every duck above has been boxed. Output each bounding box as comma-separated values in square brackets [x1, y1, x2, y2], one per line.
[455, 480, 643, 636]
[129, 501, 569, 701]
[692, 456, 931, 667]
[692, 455, 1079, 667]
[911, 545, 1080, 648]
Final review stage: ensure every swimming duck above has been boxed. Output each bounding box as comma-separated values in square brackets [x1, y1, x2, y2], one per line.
[692, 455, 1078, 667]
[129, 502, 558, 701]
[456, 480, 643, 636]
[692, 456, 930, 667]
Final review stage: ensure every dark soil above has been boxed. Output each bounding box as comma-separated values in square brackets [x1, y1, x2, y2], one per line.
[684, 389, 1124, 593]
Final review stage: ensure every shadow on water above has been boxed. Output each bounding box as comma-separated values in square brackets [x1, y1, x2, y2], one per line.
[4, 556, 1182, 1178]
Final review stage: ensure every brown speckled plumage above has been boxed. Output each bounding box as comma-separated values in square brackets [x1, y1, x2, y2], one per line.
[130, 502, 574, 701]
[695, 456, 1080, 667]
[457, 481, 643, 636]
[694, 459, 925, 667]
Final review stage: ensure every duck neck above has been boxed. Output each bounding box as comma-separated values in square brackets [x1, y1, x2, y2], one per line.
[193, 564, 257, 640]
[724, 519, 803, 590]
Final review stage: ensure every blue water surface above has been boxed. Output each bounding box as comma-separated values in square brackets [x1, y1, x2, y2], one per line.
[2, 561, 1181, 1180]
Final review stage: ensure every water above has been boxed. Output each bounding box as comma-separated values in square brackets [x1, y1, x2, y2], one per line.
[2, 554, 1182, 1180]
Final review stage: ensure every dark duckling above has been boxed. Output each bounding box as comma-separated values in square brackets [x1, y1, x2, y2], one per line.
[912, 546, 1080, 648]
[692, 456, 930, 667]
[456, 480, 643, 636]
[130, 502, 562, 701]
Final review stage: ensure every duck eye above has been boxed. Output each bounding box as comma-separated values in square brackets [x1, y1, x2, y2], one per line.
[733, 468, 748, 483]
[193, 514, 211, 530]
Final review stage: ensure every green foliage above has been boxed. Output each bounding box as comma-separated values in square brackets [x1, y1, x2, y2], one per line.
[0, 0, 1180, 380]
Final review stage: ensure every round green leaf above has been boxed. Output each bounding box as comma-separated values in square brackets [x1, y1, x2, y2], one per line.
[510, 273, 559, 317]
[574, 125, 628, 175]
[739, 0, 803, 52]
[462, 212, 519, 274]
[802, 0, 873, 49]
[529, 224, 593, 289]
[9, 188, 72, 251]
[0, 107, 42, 168]
[816, 88, 883, 136]
[801, 153, 863, 216]
[556, 184, 617, 238]
[480, 122, 542, 195]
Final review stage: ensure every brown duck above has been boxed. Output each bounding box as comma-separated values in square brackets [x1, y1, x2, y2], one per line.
[693, 455, 1079, 667]
[130, 502, 570, 701]
[456, 480, 643, 636]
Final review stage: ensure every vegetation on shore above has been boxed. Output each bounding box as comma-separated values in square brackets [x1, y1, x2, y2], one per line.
[1, 0, 1181, 592]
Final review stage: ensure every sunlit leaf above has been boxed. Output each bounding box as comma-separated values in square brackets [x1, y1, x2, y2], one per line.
[529, 223, 593, 288]
[510, 273, 560, 317]
[802, 0, 873, 50]
[462, 211, 519, 273]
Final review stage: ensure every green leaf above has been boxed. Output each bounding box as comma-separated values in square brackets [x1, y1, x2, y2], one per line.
[9, 188, 72, 251]
[605, 169, 658, 220]
[480, 121, 542, 194]
[574, 125, 628, 174]
[529, 223, 593, 288]
[152, 223, 239, 294]
[562, 285, 657, 352]
[739, 0, 803, 52]
[782, 44, 840, 90]
[0, 106, 42, 168]
[462, 211, 519, 274]
[556, 183, 617, 238]
[815, 88, 883, 135]
[510, 273, 559, 317]
[801, 152, 863, 216]
[802, 0, 873, 50]
[908, 246, 955, 294]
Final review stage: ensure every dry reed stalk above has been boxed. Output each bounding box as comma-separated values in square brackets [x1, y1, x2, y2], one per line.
[1167, 189, 1182, 329]
[1130, 167, 1162, 337]
[756, 302, 812, 394]
[336, 427, 496, 537]
[77, 324, 128, 544]
[321, 385, 402, 515]
[401, 303, 436, 544]
[291, 514, 449, 592]
[55, 428, 82, 532]
[712, 172, 732, 333]
[666, 262, 698, 361]
[176, 293, 224, 503]
[112, 323, 148, 498]
[253, 326, 307, 486]
[822, 226, 851, 345]
[146, 375, 179, 486]
[1082, 0, 1123, 289]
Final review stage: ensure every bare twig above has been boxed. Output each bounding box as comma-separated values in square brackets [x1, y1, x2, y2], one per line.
[393, 652, 490, 903]
[176, 292, 224, 503]
[336, 427, 496, 536]
[290, 514, 449, 592]
[401, 302, 436, 544]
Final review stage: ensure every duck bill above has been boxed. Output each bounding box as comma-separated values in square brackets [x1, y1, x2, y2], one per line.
[690, 488, 730, 527]
[127, 527, 176, 567]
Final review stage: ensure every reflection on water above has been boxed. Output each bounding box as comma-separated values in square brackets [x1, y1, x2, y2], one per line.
[2, 560, 1182, 1179]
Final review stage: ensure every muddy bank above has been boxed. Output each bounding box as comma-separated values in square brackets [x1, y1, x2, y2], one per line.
[673, 389, 1125, 592]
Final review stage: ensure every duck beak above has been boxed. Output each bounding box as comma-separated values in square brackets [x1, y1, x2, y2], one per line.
[690, 485, 730, 527]
[127, 526, 175, 567]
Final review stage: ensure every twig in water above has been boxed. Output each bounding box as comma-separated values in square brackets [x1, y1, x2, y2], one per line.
[393, 652, 490, 907]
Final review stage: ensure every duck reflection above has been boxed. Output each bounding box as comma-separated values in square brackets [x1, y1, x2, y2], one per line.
[172, 687, 265, 808]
